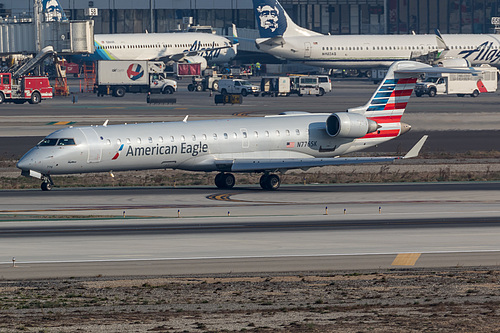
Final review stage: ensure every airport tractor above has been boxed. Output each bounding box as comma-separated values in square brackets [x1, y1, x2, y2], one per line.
[95, 60, 177, 97]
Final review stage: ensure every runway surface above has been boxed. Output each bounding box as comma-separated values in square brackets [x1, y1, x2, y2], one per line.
[1, 182, 500, 278]
[1, 79, 500, 278]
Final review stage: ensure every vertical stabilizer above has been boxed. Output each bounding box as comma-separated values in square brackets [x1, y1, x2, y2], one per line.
[348, 61, 429, 121]
[42, 0, 68, 22]
[252, 0, 321, 38]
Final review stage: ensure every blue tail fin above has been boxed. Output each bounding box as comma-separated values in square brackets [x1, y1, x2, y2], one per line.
[252, 0, 320, 38]
[42, 0, 68, 22]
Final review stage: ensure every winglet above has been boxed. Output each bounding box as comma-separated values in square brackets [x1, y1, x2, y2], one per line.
[183, 115, 189, 123]
[403, 135, 428, 159]
[435, 29, 449, 51]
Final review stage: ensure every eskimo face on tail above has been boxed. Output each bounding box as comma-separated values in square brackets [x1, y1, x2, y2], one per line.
[254, 0, 287, 37]
[42, 0, 67, 22]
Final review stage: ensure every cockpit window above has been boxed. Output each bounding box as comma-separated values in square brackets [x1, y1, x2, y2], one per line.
[38, 138, 58, 146]
[57, 138, 76, 146]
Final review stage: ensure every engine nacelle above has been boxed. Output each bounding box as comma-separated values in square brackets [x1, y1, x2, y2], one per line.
[436, 58, 471, 68]
[184, 56, 208, 71]
[326, 113, 379, 138]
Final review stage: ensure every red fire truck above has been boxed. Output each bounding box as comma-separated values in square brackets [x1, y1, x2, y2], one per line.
[0, 73, 53, 104]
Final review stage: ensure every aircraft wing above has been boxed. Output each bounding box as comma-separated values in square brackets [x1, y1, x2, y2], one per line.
[256, 36, 286, 47]
[220, 135, 428, 173]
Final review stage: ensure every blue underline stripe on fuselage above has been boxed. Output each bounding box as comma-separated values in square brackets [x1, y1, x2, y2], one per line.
[384, 79, 398, 84]
[300, 58, 408, 63]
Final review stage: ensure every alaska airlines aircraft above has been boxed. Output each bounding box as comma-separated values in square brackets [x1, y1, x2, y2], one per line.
[253, 0, 500, 69]
[43, 0, 236, 67]
[19, 61, 476, 191]
[80, 33, 237, 69]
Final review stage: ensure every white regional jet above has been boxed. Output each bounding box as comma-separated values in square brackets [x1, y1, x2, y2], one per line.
[253, 0, 500, 69]
[18, 61, 474, 191]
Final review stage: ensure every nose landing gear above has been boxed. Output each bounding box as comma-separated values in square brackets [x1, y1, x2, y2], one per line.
[41, 175, 54, 191]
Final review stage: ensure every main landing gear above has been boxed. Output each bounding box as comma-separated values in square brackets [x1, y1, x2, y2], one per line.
[214, 172, 281, 190]
[41, 175, 54, 191]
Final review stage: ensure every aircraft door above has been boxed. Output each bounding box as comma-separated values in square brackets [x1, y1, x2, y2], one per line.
[79, 127, 102, 163]
[240, 128, 249, 148]
[304, 42, 311, 58]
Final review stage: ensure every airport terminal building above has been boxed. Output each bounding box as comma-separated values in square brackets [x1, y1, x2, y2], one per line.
[0, 0, 499, 35]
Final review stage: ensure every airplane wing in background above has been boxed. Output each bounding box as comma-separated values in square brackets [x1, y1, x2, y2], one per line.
[255, 36, 286, 47]
[217, 135, 428, 173]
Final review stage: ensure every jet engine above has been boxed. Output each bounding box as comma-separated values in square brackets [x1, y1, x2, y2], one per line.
[183, 56, 208, 71]
[326, 113, 379, 138]
[436, 58, 470, 68]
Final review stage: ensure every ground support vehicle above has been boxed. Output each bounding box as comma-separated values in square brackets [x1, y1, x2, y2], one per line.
[260, 76, 291, 96]
[95, 60, 177, 97]
[218, 79, 260, 96]
[290, 76, 321, 96]
[0, 72, 52, 104]
[415, 65, 497, 97]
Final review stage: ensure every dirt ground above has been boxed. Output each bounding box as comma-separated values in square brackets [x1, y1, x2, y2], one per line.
[1, 268, 500, 332]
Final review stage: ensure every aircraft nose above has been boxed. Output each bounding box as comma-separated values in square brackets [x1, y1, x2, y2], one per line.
[17, 154, 32, 171]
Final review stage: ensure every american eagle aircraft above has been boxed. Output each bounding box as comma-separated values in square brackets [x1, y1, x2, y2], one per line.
[253, 0, 500, 69]
[17, 61, 474, 191]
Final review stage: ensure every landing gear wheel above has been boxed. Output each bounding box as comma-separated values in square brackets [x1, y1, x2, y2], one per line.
[215, 173, 235, 189]
[41, 182, 53, 191]
[260, 174, 280, 190]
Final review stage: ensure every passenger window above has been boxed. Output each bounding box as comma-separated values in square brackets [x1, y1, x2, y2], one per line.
[276, 130, 280, 136]
[213, 133, 218, 140]
[242, 131, 247, 138]
[286, 130, 290, 136]
[254, 131, 258, 138]
[224, 133, 228, 139]
[180, 135, 185, 141]
[233, 132, 237, 138]
[148, 137, 153, 143]
[265, 131, 269, 137]
[192, 135, 196, 141]
[106, 139, 111, 145]
[170, 136, 175, 142]
[126, 138, 131, 144]
[202, 134, 207, 140]
[137, 138, 142, 144]
[296, 129, 300, 135]
[158, 136, 164, 143]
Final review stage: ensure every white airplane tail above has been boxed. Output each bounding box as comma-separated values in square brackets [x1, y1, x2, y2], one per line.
[252, 0, 321, 38]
